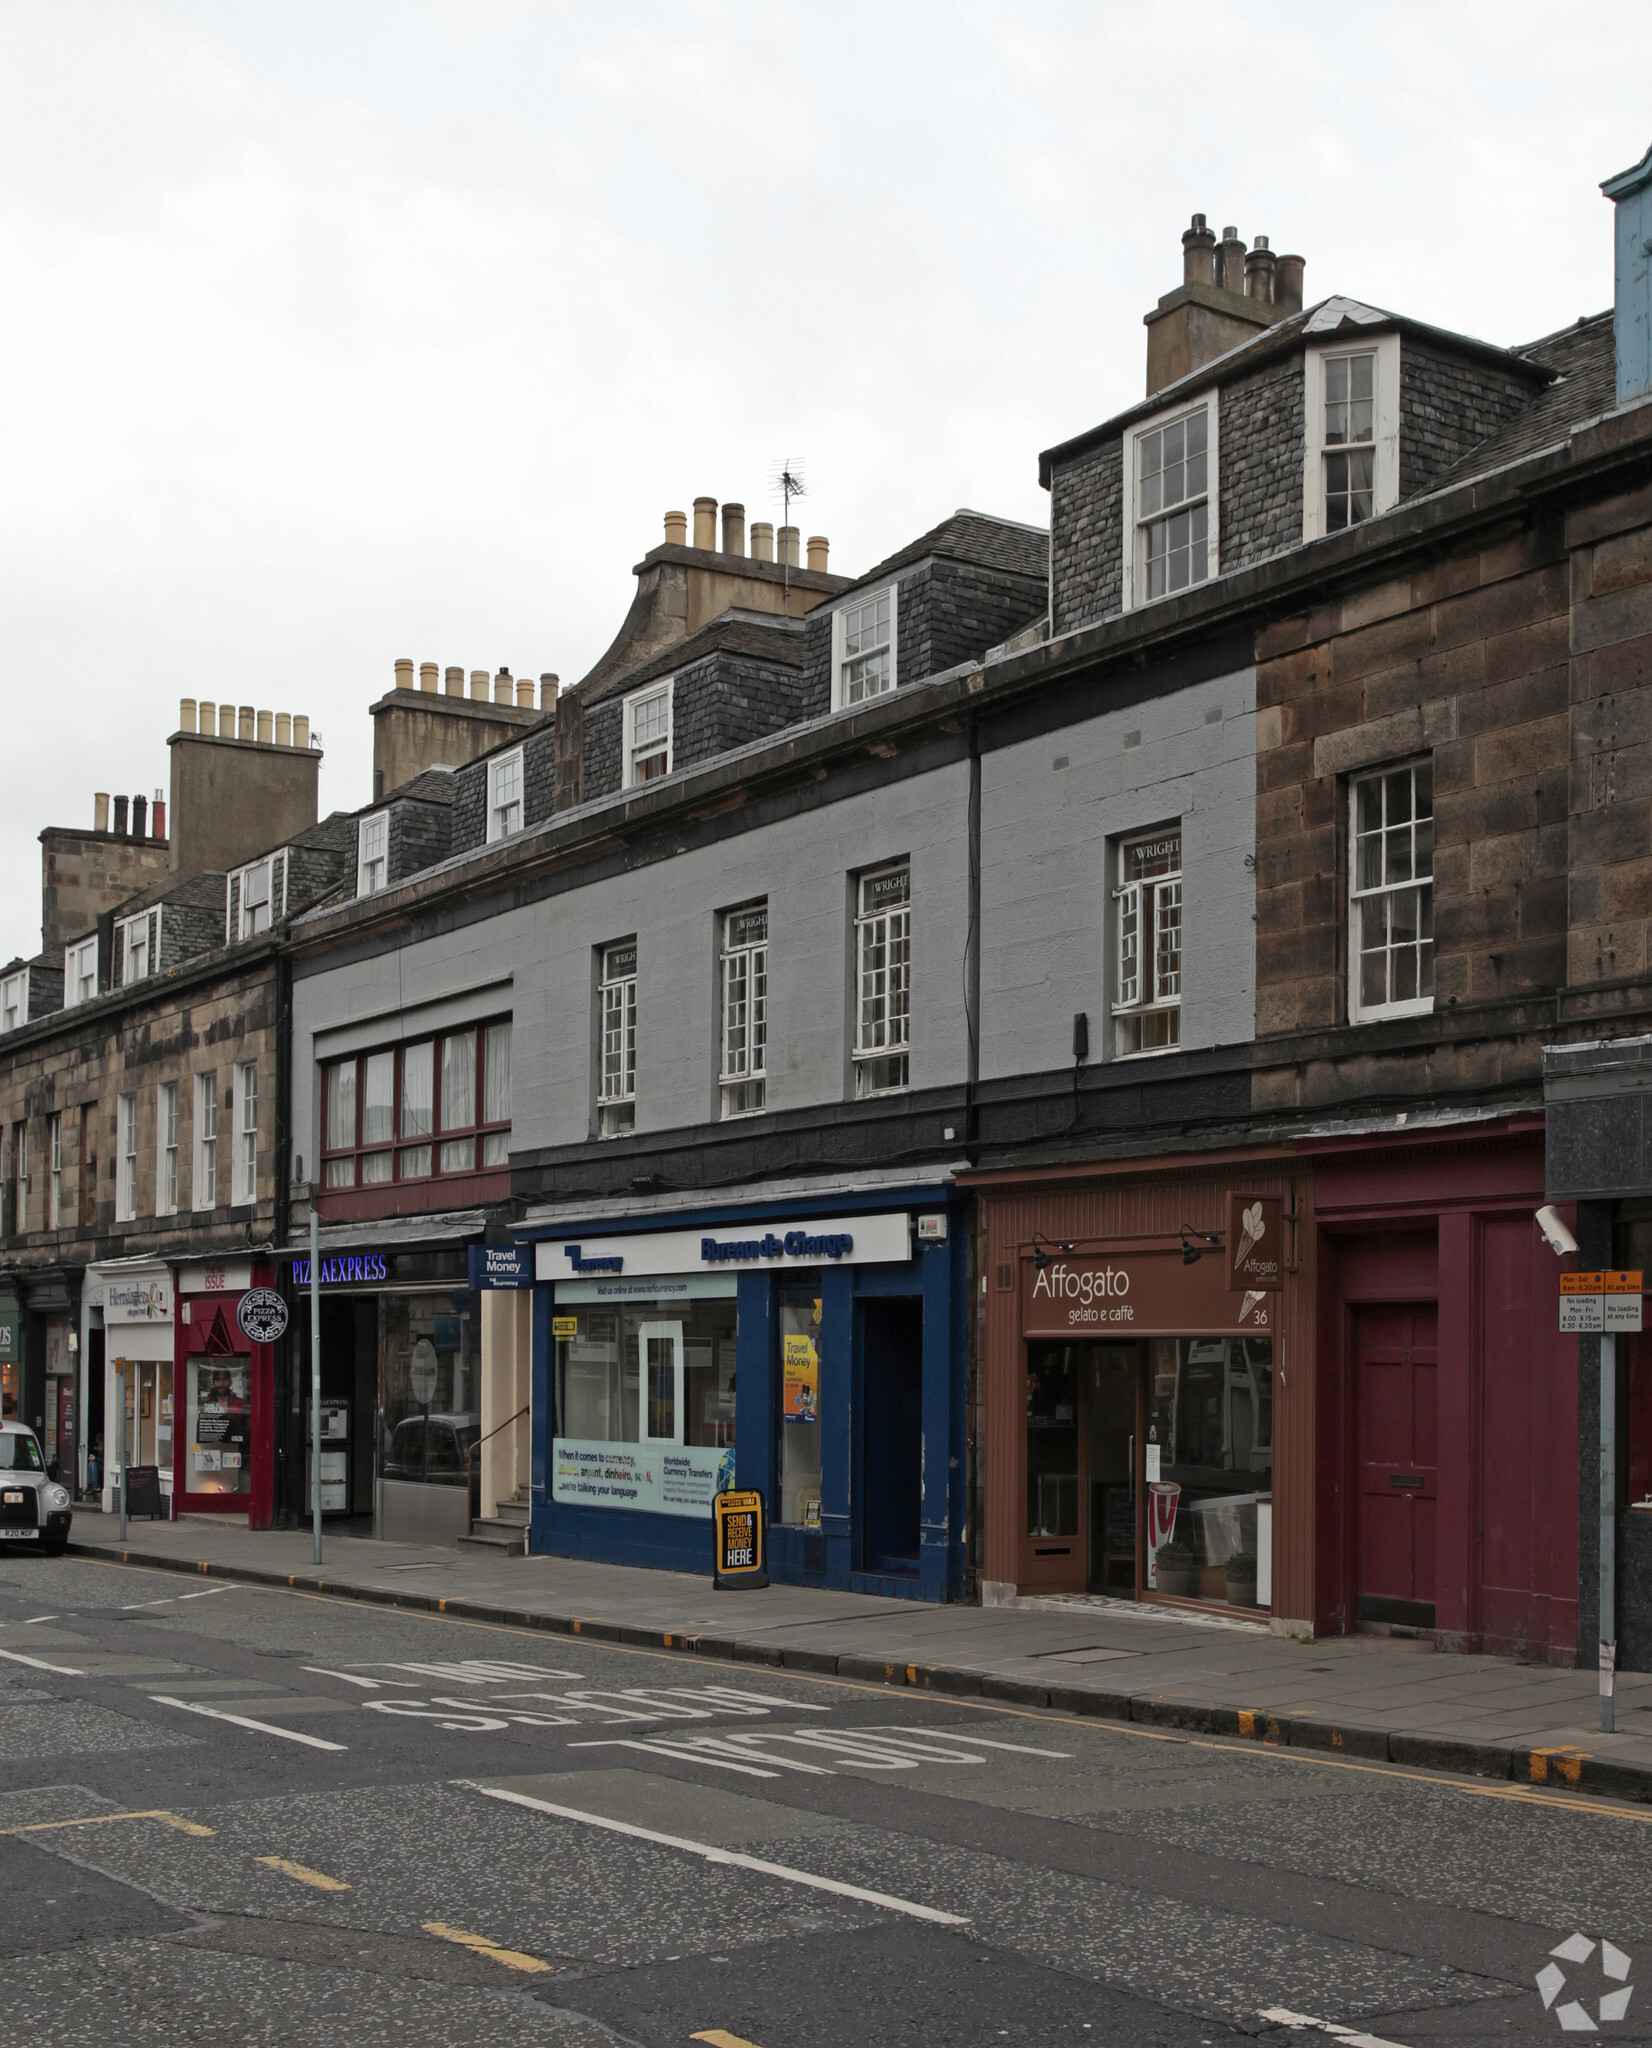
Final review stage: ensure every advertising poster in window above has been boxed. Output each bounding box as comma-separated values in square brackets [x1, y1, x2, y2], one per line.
[552, 1438, 728, 1517]
[189, 1359, 251, 1491]
[782, 1329, 819, 1422]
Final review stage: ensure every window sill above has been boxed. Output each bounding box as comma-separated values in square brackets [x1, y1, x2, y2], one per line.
[1349, 997, 1435, 1025]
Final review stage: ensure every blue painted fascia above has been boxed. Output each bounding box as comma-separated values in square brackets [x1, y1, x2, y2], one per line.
[1603, 142, 1652, 405]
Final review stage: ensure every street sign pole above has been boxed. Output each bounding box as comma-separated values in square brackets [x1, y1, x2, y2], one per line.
[1602, 1330, 1617, 1735]
[116, 1357, 127, 1542]
[310, 1195, 322, 1567]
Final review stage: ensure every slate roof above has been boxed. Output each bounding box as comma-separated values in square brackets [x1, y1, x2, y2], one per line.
[580, 610, 805, 707]
[836, 510, 1049, 599]
[393, 767, 459, 806]
[1432, 311, 1617, 491]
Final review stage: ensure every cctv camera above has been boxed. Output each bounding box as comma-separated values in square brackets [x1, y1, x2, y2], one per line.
[1535, 1205, 1578, 1258]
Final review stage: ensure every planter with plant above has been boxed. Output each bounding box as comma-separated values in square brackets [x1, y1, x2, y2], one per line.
[1154, 1540, 1199, 1597]
[1225, 1550, 1258, 1608]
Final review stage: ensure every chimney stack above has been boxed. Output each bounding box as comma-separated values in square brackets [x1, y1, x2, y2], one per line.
[806, 536, 829, 572]
[693, 497, 717, 550]
[664, 509, 688, 546]
[1182, 212, 1216, 286]
[722, 502, 746, 556]
[1145, 212, 1304, 397]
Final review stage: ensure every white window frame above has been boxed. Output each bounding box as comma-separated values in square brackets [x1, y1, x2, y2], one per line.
[116, 1091, 138, 1222]
[1112, 828, 1183, 1059]
[639, 1321, 685, 1446]
[194, 1072, 217, 1211]
[0, 968, 26, 1033]
[853, 863, 911, 1097]
[64, 938, 97, 1008]
[47, 1111, 62, 1230]
[598, 942, 637, 1136]
[487, 747, 525, 841]
[1349, 759, 1435, 1024]
[621, 681, 674, 790]
[1122, 389, 1220, 612]
[719, 903, 768, 1118]
[237, 855, 280, 939]
[830, 585, 898, 710]
[357, 810, 388, 895]
[234, 1060, 258, 1205]
[156, 1080, 178, 1217]
[1302, 332, 1400, 543]
[121, 909, 159, 985]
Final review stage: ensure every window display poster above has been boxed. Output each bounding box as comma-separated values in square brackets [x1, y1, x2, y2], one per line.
[552, 1437, 729, 1518]
[782, 1330, 819, 1422]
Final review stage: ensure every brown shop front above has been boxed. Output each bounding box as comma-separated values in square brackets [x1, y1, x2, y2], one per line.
[972, 1164, 1314, 1627]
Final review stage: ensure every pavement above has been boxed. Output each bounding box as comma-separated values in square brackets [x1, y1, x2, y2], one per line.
[65, 1508, 1652, 1807]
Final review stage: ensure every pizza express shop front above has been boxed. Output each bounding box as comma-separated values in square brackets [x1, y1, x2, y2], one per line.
[524, 1190, 968, 1599]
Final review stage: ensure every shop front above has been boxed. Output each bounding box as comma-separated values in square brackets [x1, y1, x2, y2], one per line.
[93, 1261, 177, 1515]
[278, 1233, 484, 1544]
[0, 1287, 20, 1424]
[973, 1160, 1312, 1627]
[526, 1189, 968, 1599]
[173, 1258, 279, 1526]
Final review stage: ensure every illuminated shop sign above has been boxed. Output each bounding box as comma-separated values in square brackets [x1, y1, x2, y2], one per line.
[700, 1230, 854, 1263]
[537, 1213, 911, 1284]
[292, 1254, 388, 1286]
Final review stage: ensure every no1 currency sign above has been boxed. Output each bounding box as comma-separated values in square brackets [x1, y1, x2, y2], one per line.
[1559, 1270, 1644, 1334]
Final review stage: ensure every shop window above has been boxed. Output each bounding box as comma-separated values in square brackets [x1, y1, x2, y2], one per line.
[778, 1280, 823, 1526]
[194, 1073, 217, 1210]
[155, 1085, 178, 1216]
[380, 1294, 479, 1487]
[185, 1354, 250, 1496]
[47, 1111, 63, 1230]
[598, 943, 637, 1136]
[555, 1293, 737, 1476]
[622, 681, 673, 788]
[234, 1060, 258, 1205]
[1113, 828, 1182, 1057]
[1026, 1349, 1079, 1537]
[1147, 1335, 1273, 1595]
[1349, 761, 1433, 1022]
[116, 1092, 138, 1222]
[853, 863, 910, 1096]
[720, 903, 768, 1118]
[321, 1019, 511, 1191]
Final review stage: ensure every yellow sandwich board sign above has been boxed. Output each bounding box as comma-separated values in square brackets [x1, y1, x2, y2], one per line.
[713, 1488, 768, 1589]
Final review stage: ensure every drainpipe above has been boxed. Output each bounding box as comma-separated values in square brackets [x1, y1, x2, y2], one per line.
[273, 946, 293, 1528]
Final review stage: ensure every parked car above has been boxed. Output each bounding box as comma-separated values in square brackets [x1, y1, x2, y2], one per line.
[382, 1411, 480, 1487]
[0, 1423, 74, 1554]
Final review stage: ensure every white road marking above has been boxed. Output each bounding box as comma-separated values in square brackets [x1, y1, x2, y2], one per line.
[571, 1738, 786, 1780]
[304, 1667, 385, 1689]
[21, 1614, 58, 1624]
[463, 1781, 970, 1926]
[1258, 2009, 1414, 2047]
[370, 1659, 580, 1686]
[0, 1647, 83, 1675]
[150, 1694, 348, 1751]
[122, 1586, 232, 1611]
[864, 1727, 1072, 1759]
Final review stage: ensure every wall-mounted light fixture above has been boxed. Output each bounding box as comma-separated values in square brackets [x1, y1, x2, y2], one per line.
[1031, 1231, 1075, 1272]
[1180, 1224, 1221, 1266]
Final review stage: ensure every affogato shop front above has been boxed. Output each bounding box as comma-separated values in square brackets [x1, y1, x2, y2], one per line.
[973, 1167, 1310, 1626]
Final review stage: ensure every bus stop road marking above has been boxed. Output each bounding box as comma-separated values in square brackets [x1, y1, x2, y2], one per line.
[150, 1694, 347, 1751]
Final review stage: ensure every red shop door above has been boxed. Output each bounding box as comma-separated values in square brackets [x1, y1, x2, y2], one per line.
[1355, 1304, 1438, 1630]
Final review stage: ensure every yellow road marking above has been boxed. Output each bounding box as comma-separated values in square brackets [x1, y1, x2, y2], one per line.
[257, 1855, 350, 1891]
[0, 1808, 213, 1838]
[693, 2032, 766, 2047]
[72, 1557, 1652, 1826]
[423, 1921, 551, 1973]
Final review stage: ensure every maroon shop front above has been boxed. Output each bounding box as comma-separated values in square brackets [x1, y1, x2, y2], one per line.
[172, 1257, 278, 1529]
[1309, 1116, 1577, 1663]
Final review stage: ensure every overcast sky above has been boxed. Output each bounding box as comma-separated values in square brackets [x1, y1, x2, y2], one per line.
[1, 1, 1647, 957]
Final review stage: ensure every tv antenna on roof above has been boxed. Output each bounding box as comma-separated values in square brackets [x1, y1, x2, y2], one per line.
[768, 457, 806, 605]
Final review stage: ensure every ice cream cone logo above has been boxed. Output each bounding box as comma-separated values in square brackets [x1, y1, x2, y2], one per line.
[1235, 1201, 1266, 1273]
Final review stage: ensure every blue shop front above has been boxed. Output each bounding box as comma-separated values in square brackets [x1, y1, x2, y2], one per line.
[522, 1187, 968, 1599]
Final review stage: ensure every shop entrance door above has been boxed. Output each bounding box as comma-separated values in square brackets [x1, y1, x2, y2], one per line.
[860, 1297, 923, 1575]
[1022, 1342, 1143, 1594]
[1355, 1303, 1438, 1629]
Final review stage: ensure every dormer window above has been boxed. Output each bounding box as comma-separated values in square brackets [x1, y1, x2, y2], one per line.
[64, 939, 96, 1008]
[623, 682, 672, 788]
[832, 587, 897, 708]
[122, 911, 157, 984]
[488, 748, 524, 839]
[1303, 332, 1399, 542]
[1125, 395, 1218, 609]
[0, 970, 26, 1033]
[357, 811, 388, 895]
[240, 859, 272, 937]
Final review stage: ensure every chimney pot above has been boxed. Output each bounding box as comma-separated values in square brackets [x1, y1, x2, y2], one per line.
[806, 535, 829, 572]
[664, 509, 688, 546]
[494, 667, 513, 705]
[275, 712, 292, 748]
[693, 497, 717, 550]
[114, 795, 129, 836]
[515, 675, 534, 709]
[750, 521, 774, 562]
[470, 669, 488, 701]
[1274, 253, 1305, 312]
[199, 700, 215, 738]
[237, 705, 255, 742]
[540, 672, 560, 707]
[94, 792, 109, 833]
[256, 709, 273, 744]
[721, 502, 746, 556]
[419, 661, 438, 693]
[1244, 239, 1276, 304]
[132, 795, 147, 840]
[1181, 212, 1217, 287]
[179, 697, 197, 734]
[779, 525, 800, 567]
[218, 704, 236, 740]
[1217, 225, 1246, 295]
[394, 657, 414, 692]
[444, 666, 464, 697]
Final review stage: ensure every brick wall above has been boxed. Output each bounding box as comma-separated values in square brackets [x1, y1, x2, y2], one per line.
[1399, 343, 1537, 501]
[1252, 516, 1572, 1110]
[1049, 439, 1124, 636]
[1219, 355, 1305, 573]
